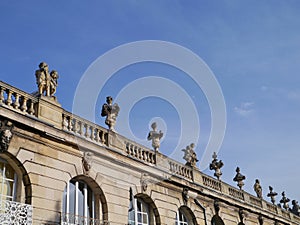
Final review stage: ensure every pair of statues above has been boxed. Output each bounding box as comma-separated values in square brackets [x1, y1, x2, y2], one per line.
[35, 62, 59, 97]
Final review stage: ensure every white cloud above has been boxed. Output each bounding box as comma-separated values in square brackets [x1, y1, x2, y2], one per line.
[234, 102, 254, 116]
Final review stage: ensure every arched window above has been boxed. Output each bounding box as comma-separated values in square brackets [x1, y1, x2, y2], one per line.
[176, 206, 196, 225]
[0, 158, 17, 202]
[62, 179, 104, 225]
[128, 195, 160, 225]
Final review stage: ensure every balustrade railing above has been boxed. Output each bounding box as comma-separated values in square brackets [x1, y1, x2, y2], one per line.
[249, 196, 263, 208]
[169, 160, 193, 180]
[202, 175, 221, 191]
[0, 81, 37, 116]
[228, 187, 245, 201]
[61, 213, 109, 225]
[62, 112, 108, 145]
[125, 141, 156, 165]
[0, 199, 32, 225]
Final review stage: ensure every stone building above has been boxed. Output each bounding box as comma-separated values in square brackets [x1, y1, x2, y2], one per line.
[0, 65, 299, 225]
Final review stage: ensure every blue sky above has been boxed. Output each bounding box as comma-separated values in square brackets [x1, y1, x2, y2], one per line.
[1, 1, 300, 204]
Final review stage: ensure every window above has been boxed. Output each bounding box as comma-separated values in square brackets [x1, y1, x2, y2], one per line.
[128, 198, 152, 225]
[62, 179, 100, 225]
[0, 158, 17, 202]
[175, 207, 195, 225]
[176, 210, 188, 225]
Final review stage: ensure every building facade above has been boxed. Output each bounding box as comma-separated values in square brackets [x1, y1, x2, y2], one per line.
[0, 72, 299, 225]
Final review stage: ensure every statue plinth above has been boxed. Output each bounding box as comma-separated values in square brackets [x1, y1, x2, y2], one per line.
[36, 95, 62, 129]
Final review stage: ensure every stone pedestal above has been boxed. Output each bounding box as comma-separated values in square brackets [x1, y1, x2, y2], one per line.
[36, 96, 63, 129]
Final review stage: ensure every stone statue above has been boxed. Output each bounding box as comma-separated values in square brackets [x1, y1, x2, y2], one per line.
[233, 167, 246, 190]
[267, 186, 278, 205]
[147, 122, 163, 151]
[209, 152, 224, 180]
[0, 121, 13, 152]
[291, 200, 300, 216]
[35, 62, 59, 97]
[254, 179, 263, 199]
[279, 191, 290, 210]
[101, 96, 120, 131]
[182, 143, 198, 167]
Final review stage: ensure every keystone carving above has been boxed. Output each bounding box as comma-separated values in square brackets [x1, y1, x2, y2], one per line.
[0, 120, 13, 152]
[82, 151, 94, 174]
[182, 187, 189, 205]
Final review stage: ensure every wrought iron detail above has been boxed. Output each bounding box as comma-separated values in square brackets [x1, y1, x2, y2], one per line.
[61, 213, 109, 225]
[0, 199, 33, 224]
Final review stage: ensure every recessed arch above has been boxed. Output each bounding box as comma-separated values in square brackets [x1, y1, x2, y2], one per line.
[177, 205, 198, 225]
[0, 151, 32, 204]
[62, 174, 108, 223]
[131, 193, 161, 225]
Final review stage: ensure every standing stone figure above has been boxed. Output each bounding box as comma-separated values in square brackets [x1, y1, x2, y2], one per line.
[147, 122, 163, 151]
[209, 152, 224, 180]
[101, 96, 120, 131]
[35, 62, 59, 97]
[182, 143, 198, 167]
[254, 179, 263, 199]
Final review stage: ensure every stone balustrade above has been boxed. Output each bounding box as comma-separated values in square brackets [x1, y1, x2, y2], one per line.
[169, 159, 193, 180]
[228, 187, 245, 201]
[1, 79, 298, 223]
[0, 199, 33, 224]
[125, 141, 156, 165]
[202, 174, 221, 191]
[62, 111, 108, 145]
[0, 81, 37, 116]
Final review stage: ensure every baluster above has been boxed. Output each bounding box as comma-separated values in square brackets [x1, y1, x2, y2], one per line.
[6, 89, 12, 106]
[95, 128, 100, 142]
[20, 96, 28, 112]
[90, 127, 94, 141]
[28, 100, 35, 115]
[73, 119, 78, 133]
[78, 121, 83, 136]
[13, 93, 20, 109]
[62, 115, 68, 130]
[0, 87, 4, 104]
[84, 124, 89, 138]
[68, 117, 73, 131]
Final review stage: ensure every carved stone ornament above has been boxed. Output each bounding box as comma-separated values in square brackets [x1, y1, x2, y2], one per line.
[258, 215, 264, 225]
[140, 173, 150, 192]
[238, 209, 246, 225]
[182, 187, 189, 205]
[267, 186, 277, 205]
[253, 179, 263, 199]
[233, 167, 246, 190]
[291, 200, 300, 216]
[209, 152, 224, 180]
[35, 62, 59, 98]
[82, 151, 94, 174]
[147, 122, 163, 151]
[0, 120, 13, 152]
[279, 191, 290, 210]
[211, 200, 225, 225]
[101, 96, 120, 131]
[182, 143, 198, 167]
